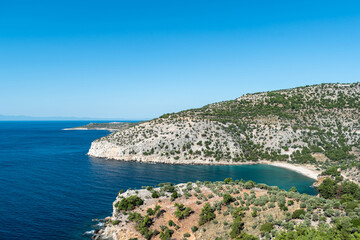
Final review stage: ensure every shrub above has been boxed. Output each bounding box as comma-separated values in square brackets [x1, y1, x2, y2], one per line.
[146, 205, 161, 216]
[183, 232, 191, 237]
[191, 226, 198, 232]
[199, 203, 216, 225]
[251, 209, 257, 217]
[151, 191, 160, 198]
[116, 195, 143, 210]
[224, 178, 233, 184]
[168, 220, 176, 227]
[128, 212, 143, 222]
[321, 166, 341, 177]
[244, 180, 256, 189]
[230, 216, 244, 238]
[318, 178, 336, 199]
[223, 193, 236, 205]
[111, 220, 120, 225]
[260, 222, 274, 233]
[232, 207, 245, 218]
[171, 191, 178, 201]
[292, 209, 306, 219]
[159, 227, 173, 240]
[175, 203, 193, 219]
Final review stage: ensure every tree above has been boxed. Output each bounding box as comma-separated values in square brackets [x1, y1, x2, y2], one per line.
[223, 193, 236, 205]
[292, 209, 306, 219]
[230, 216, 244, 238]
[260, 222, 274, 233]
[116, 195, 143, 210]
[175, 203, 192, 219]
[224, 178, 233, 184]
[318, 178, 336, 199]
[198, 203, 216, 225]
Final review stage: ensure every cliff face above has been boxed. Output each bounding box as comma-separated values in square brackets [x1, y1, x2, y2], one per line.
[88, 119, 239, 164]
[88, 83, 360, 166]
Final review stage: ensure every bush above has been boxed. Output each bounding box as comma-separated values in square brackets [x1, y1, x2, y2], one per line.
[168, 220, 176, 226]
[318, 178, 336, 199]
[223, 193, 236, 205]
[251, 209, 257, 217]
[159, 227, 173, 240]
[152, 191, 160, 198]
[230, 216, 244, 238]
[321, 166, 341, 177]
[199, 203, 216, 225]
[260, 222, 274, 233]
[116, 195, 143, 210]
[232, 207, 245, 218]
[171, 191, 178, 200]
[146, 205, 161, 216]
[191, 226, 198, 232]
[175, 203, 193, 219]
[292, 209, 306, 219]
[244, 180, 256, 189]
[111, 220, 121, 225]
[128, 212, 143, 222]
[224, 178, 233, 184]
[183, 232, 191, 237]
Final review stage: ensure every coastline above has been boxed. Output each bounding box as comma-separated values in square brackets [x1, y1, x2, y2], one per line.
[62, 128, 116, 131]
[265, 161, 320, 180]
[89, 153, 320, 180]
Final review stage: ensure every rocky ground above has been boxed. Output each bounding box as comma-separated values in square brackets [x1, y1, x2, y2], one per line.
[93, 178, 355, 240]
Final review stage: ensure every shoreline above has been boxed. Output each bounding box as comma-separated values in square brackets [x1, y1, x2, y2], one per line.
[62, 128, 115, 131]
[89, 154, 320, 180]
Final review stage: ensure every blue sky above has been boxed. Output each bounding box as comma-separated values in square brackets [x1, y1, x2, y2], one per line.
[1, 1, 360, 119]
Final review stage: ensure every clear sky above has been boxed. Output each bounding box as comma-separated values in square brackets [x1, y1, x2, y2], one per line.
[1, 1, 360, 120]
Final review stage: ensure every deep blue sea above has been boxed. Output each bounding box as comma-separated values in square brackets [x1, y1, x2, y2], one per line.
[0, 121, 317, 239]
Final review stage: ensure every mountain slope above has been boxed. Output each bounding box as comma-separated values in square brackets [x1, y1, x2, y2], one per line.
[88, 83, 360, 171]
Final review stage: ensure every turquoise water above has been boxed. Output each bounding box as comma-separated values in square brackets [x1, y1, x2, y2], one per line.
[0, 121, 316, 239]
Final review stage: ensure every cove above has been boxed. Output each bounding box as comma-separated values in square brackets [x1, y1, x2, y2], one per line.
[89, 158, 317, 196]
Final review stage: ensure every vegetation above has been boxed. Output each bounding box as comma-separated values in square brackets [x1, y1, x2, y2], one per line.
[198, 203, 216, 225]
[115, 195, 143, 211]
[260, 222, 274, 233]
[292, 209, 306, 219]
[107, 177, 360, 240]
[174, 203, 193, 219]
[100, 82, 360, 239]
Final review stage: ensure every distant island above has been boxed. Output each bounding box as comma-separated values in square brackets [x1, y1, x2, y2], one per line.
[63, 122, 140, 131]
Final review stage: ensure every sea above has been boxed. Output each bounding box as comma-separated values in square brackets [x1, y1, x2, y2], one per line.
[0, 121, 317, 239]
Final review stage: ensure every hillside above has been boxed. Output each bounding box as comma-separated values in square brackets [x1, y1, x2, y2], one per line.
[93, 176, 360, 240]
[88, 83, 360, 179]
